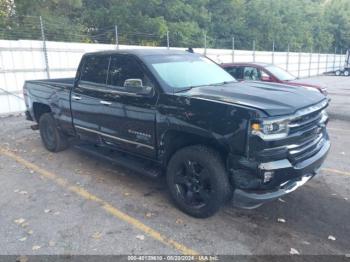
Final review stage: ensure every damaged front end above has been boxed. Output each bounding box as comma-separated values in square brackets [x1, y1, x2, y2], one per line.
[228, 100, 330, 209]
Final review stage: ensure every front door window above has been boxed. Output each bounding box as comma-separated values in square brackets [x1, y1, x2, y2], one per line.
[243, 67, 261, 81]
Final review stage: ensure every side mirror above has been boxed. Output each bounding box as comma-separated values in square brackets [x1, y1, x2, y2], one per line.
[123, 78, 154, 95]
[124, 79, 143, 88]
[261, 75, 272, 81]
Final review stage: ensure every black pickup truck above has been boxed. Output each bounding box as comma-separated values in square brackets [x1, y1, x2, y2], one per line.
[24, 49, 330, 218]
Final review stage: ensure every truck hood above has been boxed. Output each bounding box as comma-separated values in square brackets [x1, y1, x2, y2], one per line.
[183, 81, 327, 116]
[283, 80, 323, 89]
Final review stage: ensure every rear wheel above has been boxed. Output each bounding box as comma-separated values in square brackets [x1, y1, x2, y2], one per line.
[39, 113, 69, 152]
[166, 145, 231, 218]
[344, 70, 349, 76]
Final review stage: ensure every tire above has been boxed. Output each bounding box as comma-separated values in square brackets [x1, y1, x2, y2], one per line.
[166, 145, 231, 218]
[39, 113, 69, 152]
[335, 70, 341, 76]
[344, 70, 349, 76]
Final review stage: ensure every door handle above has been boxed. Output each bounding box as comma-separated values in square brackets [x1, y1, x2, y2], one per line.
[100, 100, 112, 106]
[72, 95, 82, 101]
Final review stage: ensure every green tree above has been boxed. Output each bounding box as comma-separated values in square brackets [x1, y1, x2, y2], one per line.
[7, 0, 84, 41]
[0, 0, 14, 38]
[323, 0, 350, 52]
[80, 0, 210, 46]
[207, 0, 247, 48]
[1, 0, 349, 52]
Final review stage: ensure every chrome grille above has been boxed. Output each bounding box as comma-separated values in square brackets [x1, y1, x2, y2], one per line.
[289, 110, 322, 133]
[287, 104, 328, 164]
[288, 133, 325, 163]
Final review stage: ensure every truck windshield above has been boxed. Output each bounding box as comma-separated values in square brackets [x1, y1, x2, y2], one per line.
[266, 65, 296, 81]
[146, 54, 236, 92]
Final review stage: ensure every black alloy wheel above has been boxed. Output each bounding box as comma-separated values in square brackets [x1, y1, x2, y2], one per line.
[167, 145, 231, 218]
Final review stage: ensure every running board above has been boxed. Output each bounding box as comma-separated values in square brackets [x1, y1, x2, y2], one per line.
[74, 144, 162, 178]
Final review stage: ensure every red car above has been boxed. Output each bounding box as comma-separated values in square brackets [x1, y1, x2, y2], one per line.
[221, 62, 327, 95]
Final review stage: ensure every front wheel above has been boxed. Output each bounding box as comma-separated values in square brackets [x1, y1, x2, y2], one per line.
[39, 113, 69, 152]
[335, 70, 341, 76]
[166, 145, 231, 218]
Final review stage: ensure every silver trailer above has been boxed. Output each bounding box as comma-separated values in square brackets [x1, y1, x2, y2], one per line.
[335, 49, 350, 76]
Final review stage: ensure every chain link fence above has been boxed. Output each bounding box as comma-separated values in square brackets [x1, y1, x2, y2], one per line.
[0, 16, 347, 115]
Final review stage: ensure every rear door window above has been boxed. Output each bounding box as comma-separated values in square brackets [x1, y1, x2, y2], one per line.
[80, 55, 110, 85]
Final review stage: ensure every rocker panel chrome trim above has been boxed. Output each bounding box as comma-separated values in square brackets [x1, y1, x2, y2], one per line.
[75, 125, 154, 150]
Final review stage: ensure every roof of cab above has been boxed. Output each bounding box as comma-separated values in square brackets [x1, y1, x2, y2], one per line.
[84, 48, 191, 57]
[221, 62, 273, 67]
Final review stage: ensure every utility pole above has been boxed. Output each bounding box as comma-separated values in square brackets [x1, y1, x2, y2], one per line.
[40, 16, 50, 79]
[115, 25, 119, 50]
[339, 48, 343, 68]
[252, 40, 256, 62]
[166, 31, 170, 49]
[333, 47, 337, 71]
[286, 44, 290, 71]
[317, 49, 321, 75]
[272, 40, 275, 64]
[232, 37, 235, 63]
[308, 46, 312, 77]
[297, 50, 301, 78]
[204, 33, 207, 55]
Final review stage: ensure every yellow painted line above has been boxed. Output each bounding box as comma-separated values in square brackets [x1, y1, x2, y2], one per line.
[322, 168, 350, 177]
[0, 148, 198, 256]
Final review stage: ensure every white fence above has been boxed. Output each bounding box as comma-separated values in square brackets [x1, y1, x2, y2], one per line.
[0, 39, 346, 115]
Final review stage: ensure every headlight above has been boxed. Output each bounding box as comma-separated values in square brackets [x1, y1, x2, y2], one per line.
[251, 119, 289, 140]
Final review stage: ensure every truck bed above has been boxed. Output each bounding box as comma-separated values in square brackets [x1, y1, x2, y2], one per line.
[25, 77, 75, 87]
[24, 77, 75, 133]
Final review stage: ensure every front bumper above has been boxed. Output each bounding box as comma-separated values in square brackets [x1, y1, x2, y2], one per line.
[233, 139, 330, 209]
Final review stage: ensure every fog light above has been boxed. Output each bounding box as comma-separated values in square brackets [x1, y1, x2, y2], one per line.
[263, 171, 274, 183]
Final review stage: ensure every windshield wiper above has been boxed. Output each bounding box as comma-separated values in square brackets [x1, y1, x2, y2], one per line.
[209, 80, 237, 86]
[175, 84, 210, 93]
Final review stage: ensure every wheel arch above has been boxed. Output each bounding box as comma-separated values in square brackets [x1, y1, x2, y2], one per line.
[33, 102, 52, 122]
[159, 129, 229, 169]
